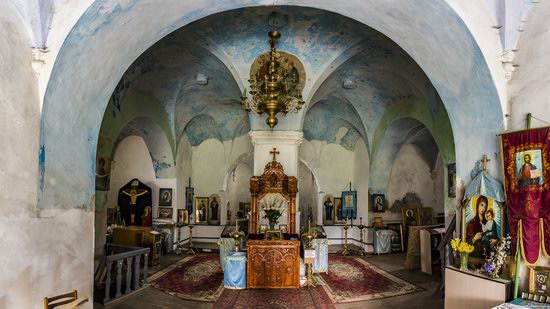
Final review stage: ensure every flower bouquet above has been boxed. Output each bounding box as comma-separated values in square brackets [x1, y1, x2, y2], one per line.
[260, 196, 284, 229]
[451, 238, 474, 270]
[483, 235, 512, 279]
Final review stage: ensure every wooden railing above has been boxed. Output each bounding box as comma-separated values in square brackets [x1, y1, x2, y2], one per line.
[103, 244, 150, 303]
[435, 215, 456, 297]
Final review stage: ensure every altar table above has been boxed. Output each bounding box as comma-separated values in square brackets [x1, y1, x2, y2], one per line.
[246, 239, 300, 288]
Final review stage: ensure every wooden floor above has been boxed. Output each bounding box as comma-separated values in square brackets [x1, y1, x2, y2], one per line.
[95, 245, 444, 309]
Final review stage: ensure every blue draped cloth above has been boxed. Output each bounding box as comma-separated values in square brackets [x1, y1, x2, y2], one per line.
[223, 252, 246, 289]
[312, 239, 329, 273]
[464, 163, 505, 202]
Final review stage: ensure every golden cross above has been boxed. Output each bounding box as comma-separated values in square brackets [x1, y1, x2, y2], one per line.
[270, 148, 280, 161]
[481, 154, 491, 171]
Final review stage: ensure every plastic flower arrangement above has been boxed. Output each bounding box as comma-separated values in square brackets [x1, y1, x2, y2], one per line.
[450, 238, 474, 254]
[261, 197, 284, 225]
[483, 235, 512, 278]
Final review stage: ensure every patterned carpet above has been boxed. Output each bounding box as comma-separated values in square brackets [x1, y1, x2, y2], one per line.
[213, 286, 336, 309]
[149, 254, 421, 305]
[150, 254, 224, 302]
[318, 255, 422, 303]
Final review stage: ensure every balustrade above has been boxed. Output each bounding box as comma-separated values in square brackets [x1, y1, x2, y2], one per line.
[103, 244, 150, 303]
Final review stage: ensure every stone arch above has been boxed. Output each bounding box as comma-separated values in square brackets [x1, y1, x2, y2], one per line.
[39, 0, 501, 213]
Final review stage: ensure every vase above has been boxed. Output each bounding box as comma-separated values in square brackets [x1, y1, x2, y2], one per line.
[459, 252, 469, 271]
[269, 221, 276, 230]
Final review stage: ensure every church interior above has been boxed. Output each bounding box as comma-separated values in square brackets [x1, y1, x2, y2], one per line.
[2, 1, 550, 308]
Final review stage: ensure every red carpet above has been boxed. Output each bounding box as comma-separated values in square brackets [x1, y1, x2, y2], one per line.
[319, 255, 421, 303]
[213, 286, 335, 309]
[150, 255, 223, 302]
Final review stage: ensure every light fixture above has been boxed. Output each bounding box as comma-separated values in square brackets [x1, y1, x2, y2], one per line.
[240, 14, 305, 129]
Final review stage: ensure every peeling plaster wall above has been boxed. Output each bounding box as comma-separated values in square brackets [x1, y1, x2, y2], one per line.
[508, 1, 550, 131]
[385, 144, 445, 222]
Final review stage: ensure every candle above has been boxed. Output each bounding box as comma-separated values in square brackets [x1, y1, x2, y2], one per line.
[308, 220, 310, 233]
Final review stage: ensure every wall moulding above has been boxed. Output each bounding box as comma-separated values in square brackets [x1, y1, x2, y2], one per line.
[249, 131, 304, 146]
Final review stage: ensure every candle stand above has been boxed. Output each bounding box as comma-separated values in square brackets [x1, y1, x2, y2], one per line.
[356, 217, 366, 257]
[174, 222, 184, 254]
[301, 219, 317, 287]
[187, 225, 196, 256]
[341, 218, 350, 256]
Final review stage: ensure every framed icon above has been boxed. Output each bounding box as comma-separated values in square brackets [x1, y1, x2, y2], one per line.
[159, 188, 172, 207]
[333, 197, 345, 224]
[265, 229, 282, 240]
[259, 224, 268, 234]
[158, 207, 173, 220]
[195, 197, 209, 224]
[178, 209, 189, 224]
[373, 194, 385, 213]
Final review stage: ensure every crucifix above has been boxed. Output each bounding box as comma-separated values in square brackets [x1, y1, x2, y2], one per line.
[481, 154, 491, 171]
[270, 148, 280, 161]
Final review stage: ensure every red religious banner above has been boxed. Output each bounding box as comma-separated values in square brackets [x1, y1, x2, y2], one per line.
[501, 127, 550, 264]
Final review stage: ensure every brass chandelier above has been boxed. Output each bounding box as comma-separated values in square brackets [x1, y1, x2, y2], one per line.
[240, 29, 305, 129]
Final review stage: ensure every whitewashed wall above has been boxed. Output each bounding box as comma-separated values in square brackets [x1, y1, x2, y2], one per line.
[504, 1, 550, 292]
[0, 3, 95, 308]
[508, 1, 550, 131]
[225, 159, 253, 222]
[298, 161, 318, 225]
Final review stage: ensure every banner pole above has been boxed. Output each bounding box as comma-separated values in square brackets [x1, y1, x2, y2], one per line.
[513, 227, 521, 299]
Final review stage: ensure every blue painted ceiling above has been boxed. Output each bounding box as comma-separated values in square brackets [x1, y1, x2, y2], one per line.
[106, 6, 445, 162]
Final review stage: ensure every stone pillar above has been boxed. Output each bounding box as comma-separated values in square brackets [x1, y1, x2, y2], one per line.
[249, 131, 303, 232]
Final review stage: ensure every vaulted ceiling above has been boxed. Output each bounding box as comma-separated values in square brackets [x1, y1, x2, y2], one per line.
[103, 6, 451, 171]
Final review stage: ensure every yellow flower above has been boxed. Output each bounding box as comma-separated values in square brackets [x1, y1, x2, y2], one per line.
[451, 238, 474, 253]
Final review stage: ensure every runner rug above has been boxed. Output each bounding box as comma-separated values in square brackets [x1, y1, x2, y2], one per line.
[149, 254, 223, 302]
[213, 286, 336, 309]
[318, 255, 422, 303]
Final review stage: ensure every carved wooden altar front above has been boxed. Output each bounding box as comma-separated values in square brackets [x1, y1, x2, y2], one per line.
[250, 149, 298, 234]
[246, 240, 300, 288]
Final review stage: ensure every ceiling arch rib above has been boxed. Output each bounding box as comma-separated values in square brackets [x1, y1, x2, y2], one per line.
[369, 118, 439, 194]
